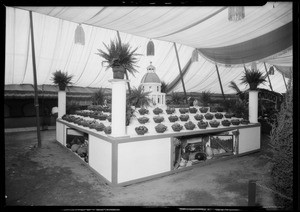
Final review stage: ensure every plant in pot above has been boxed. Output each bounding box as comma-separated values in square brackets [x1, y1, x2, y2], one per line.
[204, 113, 214, 120]
[194, 114, 204, 121]
[221, 119, 231, 127]
[135, 126, 148, 135]
[240, 68, 266, 90]
[231, 119, 240, 126]
[155, 123, 167, 133]
[209, 120, 220, 128]
[153, 107, 163, 115]
[189, 107, 197, 114]
[215, 113, 224, 119]
[137, 116, 149, 124]
[153, 115, 164, 123]
[184, 121, 196, 130]
[199, 107, 209, 113]
[166, 107, 175, 114]
[96, 39, 141, 79]
[171, 123, 183, 132]
[179, 114, 189, 122]
[51, 70, 73, 91]
[197, 120, 208, 129]
[138, 108, 149, 115]
[168, 115, 179, 122]
[179, 108, 189, 114]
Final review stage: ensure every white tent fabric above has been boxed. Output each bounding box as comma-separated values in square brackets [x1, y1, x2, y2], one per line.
[5, 3, 293, 95]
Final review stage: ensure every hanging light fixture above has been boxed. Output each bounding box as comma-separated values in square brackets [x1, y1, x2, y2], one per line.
[269, 66, 275, 75]
[191, 49, 198, 62]
[146, 39, 155, 56]
[75, 24, 85, 45]
[228, 7, 245, 21]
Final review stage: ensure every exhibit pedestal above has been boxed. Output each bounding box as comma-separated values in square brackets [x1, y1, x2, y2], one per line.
[249, 91, 258, 123]
[58, 91, 66, 118]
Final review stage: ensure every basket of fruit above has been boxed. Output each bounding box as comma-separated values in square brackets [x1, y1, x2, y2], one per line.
[221, 119, 231, 126]
[241, 119, 250, 125]
[138, 108, 149, 115]
[179, 108, 189, 114]
[231, 119, 240, 125]
[168, 115, 179, 122]
[204, 113, 214, 120]
[153, 116, 164, 123]
[215, 113, 224, 119]
[210, 107, 217, 113]
[155, 124, 167, 133]
[179, 114, 189, 121]
[184, 121, 196, 130]
[194, 114, 204, 121]
[171, 123, 183, 132]
[199, 107, 209, 113]
[166, 108, 175, 114]
[153, 107, 163, 115]
[209, 120, 220, 128]
[197, 120, 208, 129]
[189, 107, 197, 113]
[224, 113, 234, 118]
[104, 126, 111, 134]
[95, 122, 106, 131]
[135, 126, 148, 135]
[137, 117, 149, 124]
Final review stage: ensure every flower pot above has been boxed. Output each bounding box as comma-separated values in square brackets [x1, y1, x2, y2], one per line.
[58, 84, 66, 91]
[112, 66, 125, 79]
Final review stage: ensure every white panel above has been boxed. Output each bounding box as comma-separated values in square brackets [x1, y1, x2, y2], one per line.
[56, 122, 64, 144]
[118, 138, 171, 183]
[88, 135, 112, 182]
[238, 127, 261, 154]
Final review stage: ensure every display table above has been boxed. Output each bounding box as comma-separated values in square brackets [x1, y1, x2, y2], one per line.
[56, 115, 261, 187]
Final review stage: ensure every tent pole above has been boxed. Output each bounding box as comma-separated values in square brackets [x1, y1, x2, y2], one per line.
[263, 62, 273, 91]
[116, 31, 131, 96]
[281, 72, 288, 90]
[173, 42, 188, 104]
[29, 11, 42, 148]
[215, 64, 226, 101]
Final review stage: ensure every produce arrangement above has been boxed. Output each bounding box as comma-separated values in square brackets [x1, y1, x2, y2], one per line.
[214, 113, 224, 119]
[204, 113, 214, 120]
[209, 120, 220, 128]
[221, 119, 231, 126]
[194, 114, 204, 121]
[137, 116, 149, 124]
[171, 123, 183, 132]
[184, 121, 196, 130]
[155, 123, 167, 133]
[189, 107, 198, 113]
[168, 115, 179, 122]
[135, 126, 148, 135]
[139, 108, 149, 115]
[197, 120, 208, 129]
[179, 114, 189, 121]
[153, 115, 164, 123]
[153, 107, 163, 115]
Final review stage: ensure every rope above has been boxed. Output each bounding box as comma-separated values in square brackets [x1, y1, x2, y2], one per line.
[256, 182, 293, 201]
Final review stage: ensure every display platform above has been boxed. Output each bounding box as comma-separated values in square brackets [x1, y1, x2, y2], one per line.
[56, 106, 261, 186]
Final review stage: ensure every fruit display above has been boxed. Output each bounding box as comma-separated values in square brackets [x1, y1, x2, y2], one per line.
[224, 113, 234, 118]
[166, 108, 175, 114]
[138, 108, 149, 115]
[168, 115, 179, 122]
[210, 107, 217, 113]
[194, 114, 204, 121]
[153, 115, 164, 123]
[189, 107, 197, 113]
[199, 107, 209, 113]
[137, 116, 149, 124]
[153, 107, 163, 115]
[197, 120, 208, 129]
[204, 113, 214, 120]
[241, 119, 250, 125]
[179, 108, 189, 114]
[104, 126, 111, 134]
[209, 120, 220, 128]
[155, 123, 167, 133]
[231, 119, 240, 125]
[214, 113, 224, 119]
[221, 119, 231, 126]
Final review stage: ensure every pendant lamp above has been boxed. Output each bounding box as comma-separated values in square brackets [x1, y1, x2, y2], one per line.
[228, 7, 245, 21]
[75, 24, 85, 45]
[191, 49, 199, 62]
[147, 40, 154, 56]
[269, 66, 275, 75]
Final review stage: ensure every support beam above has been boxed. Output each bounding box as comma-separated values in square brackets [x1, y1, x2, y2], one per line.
[263, 62, 273, 91]
[116, 31, 131, 95]
[173, 42, 188, 104]
[29, 11, 41, 148]
[215, 64, 225, 101]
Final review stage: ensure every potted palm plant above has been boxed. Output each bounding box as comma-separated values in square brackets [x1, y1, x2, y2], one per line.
[240, 68, 266, 123]
[96, 39, 141, 79]
[51, 70, 73, 118]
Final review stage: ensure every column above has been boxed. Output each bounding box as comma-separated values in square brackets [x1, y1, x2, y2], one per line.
[58, 91, 66, 118]
[249, 90, 259, 123]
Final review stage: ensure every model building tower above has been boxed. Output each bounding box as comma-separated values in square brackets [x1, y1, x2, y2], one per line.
[140, 62, 166, 105]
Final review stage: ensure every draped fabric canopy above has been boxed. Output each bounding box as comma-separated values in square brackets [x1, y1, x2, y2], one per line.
[5, 2, 293, 95]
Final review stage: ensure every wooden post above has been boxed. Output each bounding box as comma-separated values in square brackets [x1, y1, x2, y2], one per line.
[263, 62, 273, 91]
[29, 11, 42, 148]
[215, 64, 225, 101]
[173, 42, 188, 104]
[248, 180, 257, 206]
[116, 31, 131, 95]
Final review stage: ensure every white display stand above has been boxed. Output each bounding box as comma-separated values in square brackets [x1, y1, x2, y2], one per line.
[58, 91, 66, 118]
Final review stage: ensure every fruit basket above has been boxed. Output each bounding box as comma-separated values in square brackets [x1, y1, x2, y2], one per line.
[210, 107, 217, 113]
[153, 107, 163, 115]
[216, 106, 224, 112]
[107, 115, 111, 122]
[137, 117, 149, 124]
[209, 120, 220, 128]
[171, 123, 183, 132]
[155, 123, 167, 133]
[168, 115, 179, 122]
[197, 120, 208, 129]
[97, 113, 107, 121]
[166, 108, 175, 114]
[199, 107, 209, 113]
[153, 115, 164, 123]
[179, 108, 189, 114]
[194, 114, 204, 121]
[221, 119, 231, 126]
[179, 114, 189, 121]
[95, 122, 106, 131]
[231, 119, 240, 125]
[138, 108, 149, 115]
[241, 119, 250, 125]
[184, 121, 196, 130]
[135, 126, 148, 135]
[189, 107, 197, 113]
[224, 113, 234, 119]
[215, 113, 224, 119]
[204, 113, 214, 120]
[104, 126, 111, 134]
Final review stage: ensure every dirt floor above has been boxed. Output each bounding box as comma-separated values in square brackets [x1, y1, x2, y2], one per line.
[4, 129, 276, 209]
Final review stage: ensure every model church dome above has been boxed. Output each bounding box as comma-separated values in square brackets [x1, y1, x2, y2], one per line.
[140, 62, 161, 84]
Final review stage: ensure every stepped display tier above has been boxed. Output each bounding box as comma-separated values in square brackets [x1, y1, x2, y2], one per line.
[56, 106, 261, 186]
